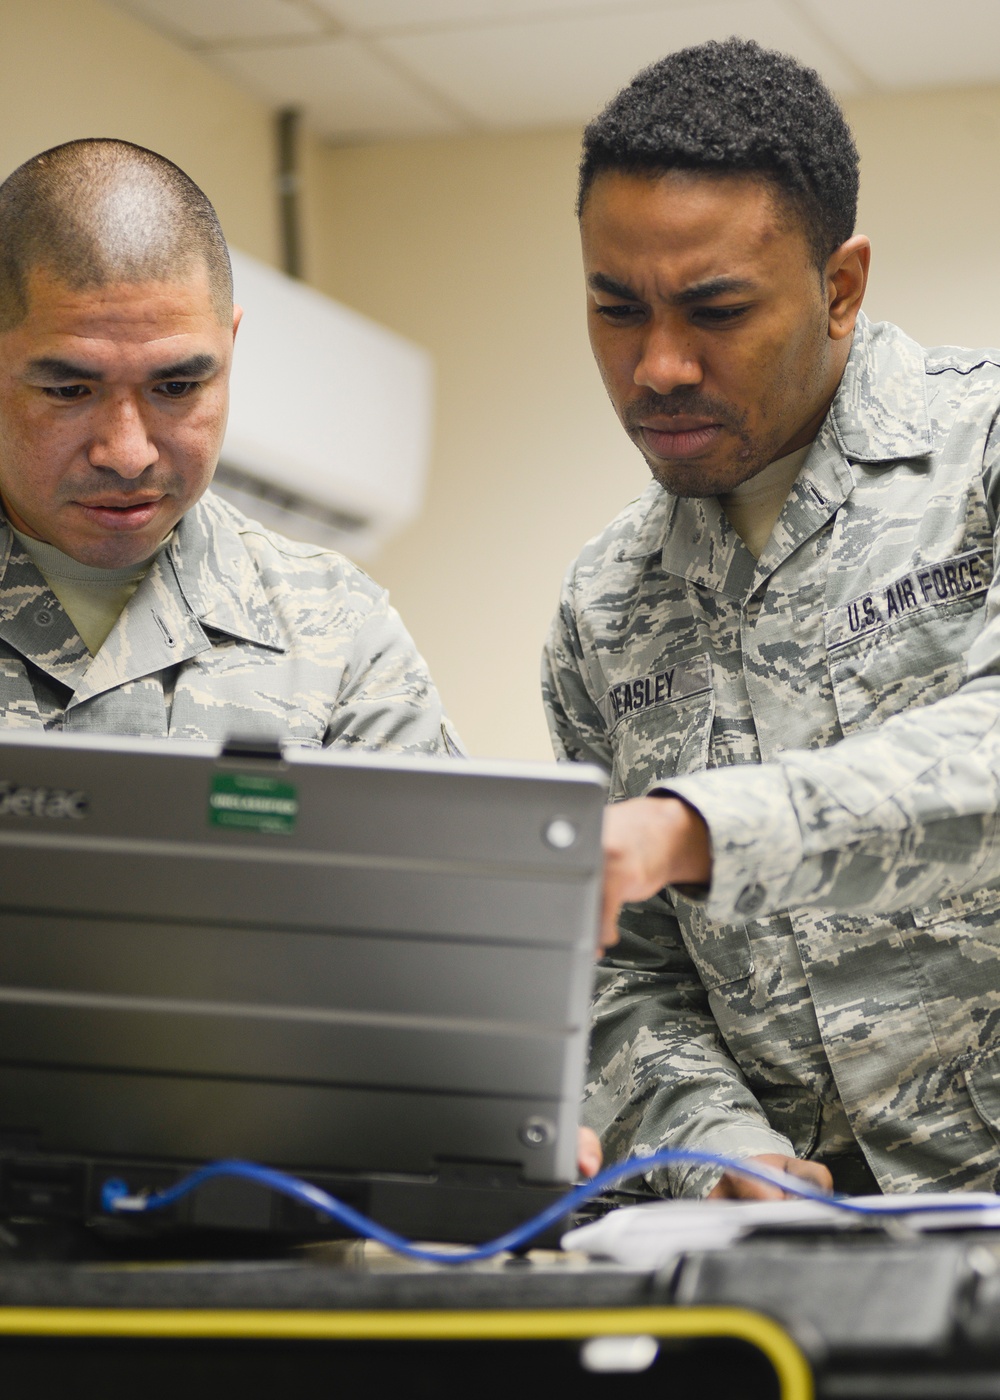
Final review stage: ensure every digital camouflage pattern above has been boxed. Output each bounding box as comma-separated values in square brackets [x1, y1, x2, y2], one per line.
[543, 313, 1000, 1197]
[0, 490, 459, 755]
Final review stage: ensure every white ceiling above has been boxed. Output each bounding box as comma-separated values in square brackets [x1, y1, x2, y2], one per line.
[106, 0, 1000, 144]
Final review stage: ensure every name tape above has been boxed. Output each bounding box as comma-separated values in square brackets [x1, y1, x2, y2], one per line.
[602, 654, 712, 732]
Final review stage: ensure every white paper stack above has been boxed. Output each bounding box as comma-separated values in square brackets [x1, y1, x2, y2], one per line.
[563, 1194, 1000, 1268]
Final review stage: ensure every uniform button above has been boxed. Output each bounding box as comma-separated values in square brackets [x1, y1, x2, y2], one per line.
[735, 882, 767, 915]
[35, 609, 53, 626]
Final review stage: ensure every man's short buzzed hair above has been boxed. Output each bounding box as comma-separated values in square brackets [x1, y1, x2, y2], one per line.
[0, 138, 233, 331]
[578, 38, 859, 268]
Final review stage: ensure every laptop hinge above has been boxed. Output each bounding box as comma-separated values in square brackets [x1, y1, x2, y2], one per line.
[220, 736, 284, 762]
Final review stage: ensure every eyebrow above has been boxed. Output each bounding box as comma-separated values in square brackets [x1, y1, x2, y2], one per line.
[588, 272, 757, 305]
[27, 357, 105, 383]
[673, 276, 756, 305]
[588, 273, 639, 300]
[26, 353, 221, 383]
[150, 354, 221, 380]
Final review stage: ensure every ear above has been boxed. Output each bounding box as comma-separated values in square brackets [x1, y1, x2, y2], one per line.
[232, 303, 243, 338]
[826, 235, 870, 342]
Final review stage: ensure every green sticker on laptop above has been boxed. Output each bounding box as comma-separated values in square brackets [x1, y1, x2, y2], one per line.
[209, 772, 298, 834]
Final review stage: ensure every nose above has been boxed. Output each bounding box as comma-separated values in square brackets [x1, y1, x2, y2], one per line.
[87, 394, 158, 477]
[634, 321, 703, 395]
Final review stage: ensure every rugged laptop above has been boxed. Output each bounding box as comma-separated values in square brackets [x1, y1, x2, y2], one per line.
[0, 732, 606, 1244]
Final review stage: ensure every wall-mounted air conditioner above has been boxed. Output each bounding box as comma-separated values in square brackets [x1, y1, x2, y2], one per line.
[218, 248, 434, 559]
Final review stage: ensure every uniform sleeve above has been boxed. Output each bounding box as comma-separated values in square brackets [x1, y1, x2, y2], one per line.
[324, 588, 463, 757]
[663, 684, 1000, 924]
[544, 585, 793, 1196]
[663, 428, 1000, 925]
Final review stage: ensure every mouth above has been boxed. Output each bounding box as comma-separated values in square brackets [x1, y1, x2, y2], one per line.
[637, 419, 724, 461]
[74, 497, 165, 530]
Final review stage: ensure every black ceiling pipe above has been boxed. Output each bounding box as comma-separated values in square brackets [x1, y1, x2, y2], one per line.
[276, 106, 302, 280]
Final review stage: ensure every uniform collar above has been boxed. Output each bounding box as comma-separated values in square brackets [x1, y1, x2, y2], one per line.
[0, 529, 92, 691]
[827, 311, 933, 464]
[616, 484, 754, 597]
[167, 492, 285, 652]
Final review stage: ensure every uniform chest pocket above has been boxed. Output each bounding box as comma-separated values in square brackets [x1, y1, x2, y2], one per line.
[604, 654, 714, 799]
[910, 883, 1000, 943]
[905, 885, 1000, 1067]
[824, 553, 990, 737]
[675, 898, 755, 990]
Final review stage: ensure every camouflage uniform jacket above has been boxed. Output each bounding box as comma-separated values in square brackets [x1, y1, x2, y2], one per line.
[0, 490, 456, 755]
[543, 313, 1000, 1196]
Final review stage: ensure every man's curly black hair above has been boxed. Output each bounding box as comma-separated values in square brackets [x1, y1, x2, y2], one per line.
[578, 38, 859, 268]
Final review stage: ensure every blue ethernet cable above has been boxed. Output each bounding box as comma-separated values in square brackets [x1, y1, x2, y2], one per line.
[100, 1149, 1000, 1266]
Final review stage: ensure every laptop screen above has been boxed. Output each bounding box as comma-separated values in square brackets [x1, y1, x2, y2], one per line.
[0, 732, 605, 1238]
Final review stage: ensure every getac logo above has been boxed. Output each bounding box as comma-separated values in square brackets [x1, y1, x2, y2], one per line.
[0, 781, 88, 820]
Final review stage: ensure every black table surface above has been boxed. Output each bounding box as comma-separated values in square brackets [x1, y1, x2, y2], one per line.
[2, 1220, 1000, 1399]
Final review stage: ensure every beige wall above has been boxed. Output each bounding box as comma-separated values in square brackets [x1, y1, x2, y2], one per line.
[1, 0, 279, 267]
[311, 131, 650, 761]
[845, 86, 1000, 348]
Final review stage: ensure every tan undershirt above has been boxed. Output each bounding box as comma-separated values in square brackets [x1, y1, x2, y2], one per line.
[719, 444, 812, 559]
[13, 529, 169, 656]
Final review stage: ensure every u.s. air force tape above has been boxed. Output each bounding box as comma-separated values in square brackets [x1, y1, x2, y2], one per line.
[826, 550, 989, 650]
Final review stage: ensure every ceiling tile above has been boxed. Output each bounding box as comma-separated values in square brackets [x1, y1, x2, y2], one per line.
[109, 0, 324, 45]
[213, 37, 465, 139]
[377, 0, 860, 129]
[798, 0, 1000, 89]
[312, 0, 679, 34]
